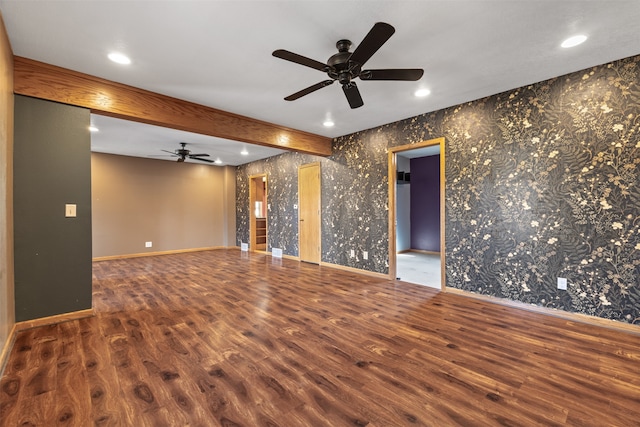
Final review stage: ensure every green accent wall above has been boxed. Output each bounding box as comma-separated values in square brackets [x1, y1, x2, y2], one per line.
[13, 95, 92, 321]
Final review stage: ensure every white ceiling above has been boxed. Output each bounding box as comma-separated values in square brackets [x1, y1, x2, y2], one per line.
[90, 114, 285, 166]
[398, 144, 440, 159]
[1, 1, 640, 165]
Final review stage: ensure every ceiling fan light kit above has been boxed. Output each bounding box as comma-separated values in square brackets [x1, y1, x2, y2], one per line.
[273, 22, 424, 109]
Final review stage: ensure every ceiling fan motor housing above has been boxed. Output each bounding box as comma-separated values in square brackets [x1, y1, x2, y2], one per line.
[327, 40, 361, 84]
[177, 142, 189, 156]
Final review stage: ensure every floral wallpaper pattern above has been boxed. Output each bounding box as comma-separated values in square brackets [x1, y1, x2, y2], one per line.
[237, 55, 640, 324]
[441, 58, 640, 323]
[237, 152, 318, 256]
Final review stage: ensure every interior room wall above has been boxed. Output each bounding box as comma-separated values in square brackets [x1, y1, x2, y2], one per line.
[0, 11, 15, 358]
[14, 95, 92, 322]
[237, 53, 640, 324]
[396, 155, 411, 252]
[410, 155, 440, 252]
[92, 153, 236, 258]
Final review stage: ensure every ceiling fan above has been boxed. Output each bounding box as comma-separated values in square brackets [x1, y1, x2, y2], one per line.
[272, 22, 424, 109]
[161, 142, 213, 163]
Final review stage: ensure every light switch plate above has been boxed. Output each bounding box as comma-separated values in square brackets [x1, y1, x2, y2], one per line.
[65, 204, 76, 217]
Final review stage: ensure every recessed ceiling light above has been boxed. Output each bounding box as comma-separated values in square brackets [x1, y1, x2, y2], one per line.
[241, 149, 249, 155]
[214, 159, 223, 164]
[108, 52, 131, 65]
[323, 120, 335, 127]
[561, 35, 587, 48]
[89, 125, 99, 132]
[414, 88, 431, 97]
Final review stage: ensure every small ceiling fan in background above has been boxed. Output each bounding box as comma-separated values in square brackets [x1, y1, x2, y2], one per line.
[161, 142, 213, 163]
[272, 22, 424, 109]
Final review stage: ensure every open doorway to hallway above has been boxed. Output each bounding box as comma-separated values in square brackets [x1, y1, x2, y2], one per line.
[388, 138, 444, 290]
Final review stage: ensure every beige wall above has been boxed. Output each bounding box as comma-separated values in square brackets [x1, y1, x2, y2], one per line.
[0, 11, 15, 363]
[92, 153, 236, 258]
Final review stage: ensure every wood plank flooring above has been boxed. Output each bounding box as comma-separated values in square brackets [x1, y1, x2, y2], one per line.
[1, 249, 640, 426]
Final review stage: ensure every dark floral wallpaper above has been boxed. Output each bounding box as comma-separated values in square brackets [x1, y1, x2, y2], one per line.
[237, 54, 640, 324]
[237, 152, 319, 256]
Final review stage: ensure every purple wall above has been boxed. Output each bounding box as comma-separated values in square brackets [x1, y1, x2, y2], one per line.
[410, 155, 440, 252]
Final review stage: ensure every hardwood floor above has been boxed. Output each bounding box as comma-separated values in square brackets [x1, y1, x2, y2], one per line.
[1, 249, 640, 426]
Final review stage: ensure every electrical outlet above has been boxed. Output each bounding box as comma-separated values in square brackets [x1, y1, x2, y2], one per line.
[350, 249, 355, 258]
[363, 251, 368, 260]
[145, 241, 153, 248]
[557, 277, 567, 290]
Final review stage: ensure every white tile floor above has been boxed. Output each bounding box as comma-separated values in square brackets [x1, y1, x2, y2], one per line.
[395, 252, 441, 289]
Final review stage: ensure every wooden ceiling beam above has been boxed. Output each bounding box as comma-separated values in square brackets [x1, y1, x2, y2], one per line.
[13, 56, 332, 156]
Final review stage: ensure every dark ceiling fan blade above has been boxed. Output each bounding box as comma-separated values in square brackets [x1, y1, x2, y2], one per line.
[161, 150, 177, 155]
[188, 153, 210, 157]
[360, 68, 424, 81]
[348, 22, 395, 67]
[342, 82, 364, 109]
[272, 49, 328, 72]
[284, 80, 334, 101]
[189, 156, 214, 163]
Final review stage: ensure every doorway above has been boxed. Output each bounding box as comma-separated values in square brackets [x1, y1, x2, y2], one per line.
[249, 174, 268, 252]
[388, 138, 445, 290]
[298, 162, 321, 263]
